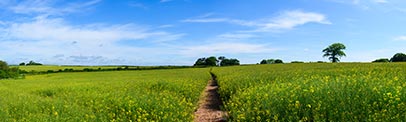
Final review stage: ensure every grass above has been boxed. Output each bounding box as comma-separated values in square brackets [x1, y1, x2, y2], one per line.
[0, 68, 210, 121]
[212, 63, 406, 121]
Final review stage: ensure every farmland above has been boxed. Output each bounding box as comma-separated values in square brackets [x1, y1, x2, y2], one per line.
[1, 63, 406, 121]
[212, 63, 406, 121]
[0, 68, 210, 121]
[15, 65, 119, 72]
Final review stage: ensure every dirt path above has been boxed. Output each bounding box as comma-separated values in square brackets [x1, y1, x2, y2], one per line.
[194, 73, 228, 122]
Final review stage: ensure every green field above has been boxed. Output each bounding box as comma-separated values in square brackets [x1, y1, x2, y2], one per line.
[212, 63, 406, 121]
[2, 63, 406, 121]
[15, 65, 119, 72]
[0, 68, 210, 121]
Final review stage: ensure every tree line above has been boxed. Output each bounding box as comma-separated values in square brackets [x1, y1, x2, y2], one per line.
[19, 61, 42, 66]
[194, 43, 406, 66]
[1, 43, 405, 79]
[193, 56, 240, 67]
[373, 53, 406, 62]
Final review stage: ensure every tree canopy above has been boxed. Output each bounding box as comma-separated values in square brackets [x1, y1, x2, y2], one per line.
[260, 59, 283, 64]
[323, 43, 346, 63]
[194, 56, 240, 67]
[194, 56, 218, 66]
[390, 53, 406, 62]
[219, 58, 240, 66]
[0, 60, 9, 70]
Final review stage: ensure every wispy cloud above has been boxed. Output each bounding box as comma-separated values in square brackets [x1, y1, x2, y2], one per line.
[0, 16, 184, 65]
[217, 33, 257, 40]
[182, 18, 229, 23]
[394, 36, 406, 41]
[182, 10, 331, 32]
[7, 0, 101, 16]
[253, 10, 331, 32]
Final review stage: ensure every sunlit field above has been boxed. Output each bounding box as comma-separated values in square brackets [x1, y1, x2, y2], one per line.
[2, 63, 406, 121]
[0, 68, 210, 121]
[15, 65, 119, 72]
[213, 63, 406, 121]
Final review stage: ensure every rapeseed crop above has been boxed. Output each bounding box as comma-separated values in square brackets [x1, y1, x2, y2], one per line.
[0, 68, 210, 121]
[213, 63, 406, 121]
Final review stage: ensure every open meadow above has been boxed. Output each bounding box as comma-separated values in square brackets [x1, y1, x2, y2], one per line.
[1, 63, 406, 121]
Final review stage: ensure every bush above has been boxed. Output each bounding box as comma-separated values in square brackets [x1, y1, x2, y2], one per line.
[291, 61, 304, 63]
[0, 61, 20, 79]
[26, 61, 42, 65]
[372, 58, 389, 63]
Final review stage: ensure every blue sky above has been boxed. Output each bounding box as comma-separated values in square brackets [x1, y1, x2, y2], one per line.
[0, 0, 405, 65]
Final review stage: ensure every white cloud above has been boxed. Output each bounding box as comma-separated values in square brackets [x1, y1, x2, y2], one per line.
[182, 10, 331, 32]
[181, 18, 229, 23]
[6, 17, 172, 44]
[394, 36, 406, 41]
[217, 33, 257, 40]
[158, 24, 175, 28]
[180, 43, 277, 56]
[254, 10, 331, 32]
[7, 0, 101, 16]
[0, 16, 184, 65]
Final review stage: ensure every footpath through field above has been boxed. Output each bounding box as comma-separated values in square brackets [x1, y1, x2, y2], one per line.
[194, 73, 227, 122]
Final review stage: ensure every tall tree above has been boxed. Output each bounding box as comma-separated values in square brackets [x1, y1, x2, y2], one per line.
[323, 43, 346, 63]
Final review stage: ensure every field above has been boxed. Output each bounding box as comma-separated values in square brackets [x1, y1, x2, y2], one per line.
[0, 68, 210, 121]
[212, 63, 406, 121]
[2, 63, 406, 121]
[13, 65, 120, 72]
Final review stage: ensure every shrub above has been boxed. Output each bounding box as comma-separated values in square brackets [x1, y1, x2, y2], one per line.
[372, 58, 389, 63]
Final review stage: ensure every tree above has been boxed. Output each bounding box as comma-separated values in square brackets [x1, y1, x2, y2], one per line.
[194, 56, 240, 67]
[220, 58, 240, 66]
[217, 56, 226, 66]
[0, 60, 20, 79]
[323, 43, 346, 63]
[193, 56, 218, 66]
[19, 62, 26, 66]
[0, 60, 9, 70]
[259, 59, 283, 64]
[26, 60, 42, 65]
[259, 59, 268, 64]
[390, 53, 406, 62]
[372, 58, 389, 63]
[194, 58, 207, 66]
[274, 59, 283, 64]
[205, 56, 218, 66]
